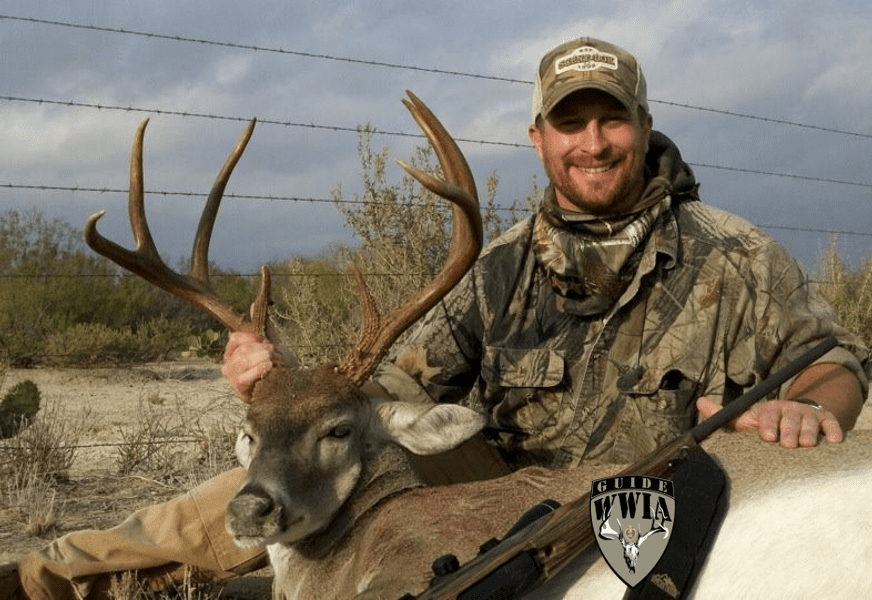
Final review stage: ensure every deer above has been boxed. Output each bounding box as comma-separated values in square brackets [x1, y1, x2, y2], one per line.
[84, 91, 872, 600]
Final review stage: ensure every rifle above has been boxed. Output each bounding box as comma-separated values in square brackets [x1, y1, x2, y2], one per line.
[406, 336, 838, 600]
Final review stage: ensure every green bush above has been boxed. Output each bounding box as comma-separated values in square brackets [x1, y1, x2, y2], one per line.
[43, 318, 193, 367]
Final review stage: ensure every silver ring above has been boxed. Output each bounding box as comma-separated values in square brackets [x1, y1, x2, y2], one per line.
[791, 397, 824, 410]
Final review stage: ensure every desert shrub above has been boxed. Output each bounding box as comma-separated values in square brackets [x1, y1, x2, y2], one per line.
[132, 317, 196, 361]
[115, 391, 243, 486]
[185, 329, 227, 360]
[115, 397, 189, 478]
[3, 461, 60, 536]
[0, 208, 119, 366]
[43, 318, 194, 367]
[186, 419, 241, 487]
[272, 256, 357, 366]
[272, 127, 528, 365]
[814, 236, 872, 347]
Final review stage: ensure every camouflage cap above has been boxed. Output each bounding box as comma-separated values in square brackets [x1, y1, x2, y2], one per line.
[531, 37, 648, 123]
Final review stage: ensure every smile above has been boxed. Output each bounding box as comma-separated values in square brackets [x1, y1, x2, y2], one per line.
[581, 165, 613, 173]
[576, 160, 618, 174]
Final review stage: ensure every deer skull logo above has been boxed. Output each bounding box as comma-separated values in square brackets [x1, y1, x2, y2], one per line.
[590, 475, 675, 588]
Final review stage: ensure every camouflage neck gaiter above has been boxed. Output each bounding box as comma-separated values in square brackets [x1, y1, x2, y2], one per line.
[533, 187, 670, 316]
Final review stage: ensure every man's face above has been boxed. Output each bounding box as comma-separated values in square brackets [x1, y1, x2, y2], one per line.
[529, 89, 653, 216]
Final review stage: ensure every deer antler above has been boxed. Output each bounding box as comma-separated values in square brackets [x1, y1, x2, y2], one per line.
[85, 92, 480, 387]
[335, 90, 483, 384]
[84, 118, 273, 339]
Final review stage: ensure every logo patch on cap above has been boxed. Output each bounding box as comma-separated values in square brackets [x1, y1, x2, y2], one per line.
[555, 46, 618, 75]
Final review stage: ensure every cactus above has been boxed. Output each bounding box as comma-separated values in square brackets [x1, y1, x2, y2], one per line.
[0, 380, 41, 438]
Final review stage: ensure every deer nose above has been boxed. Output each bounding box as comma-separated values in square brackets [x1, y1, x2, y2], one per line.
[231, 491, 273, 518]
[227, 483, 282, 531]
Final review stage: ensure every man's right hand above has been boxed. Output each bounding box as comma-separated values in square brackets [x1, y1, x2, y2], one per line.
[222, 332, 279, 402]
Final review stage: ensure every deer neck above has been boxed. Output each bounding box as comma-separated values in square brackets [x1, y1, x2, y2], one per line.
[293, 442, 423, 558]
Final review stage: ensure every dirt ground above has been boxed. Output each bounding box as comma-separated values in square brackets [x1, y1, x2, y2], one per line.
[2, 361, 871, 598]
[0, 359, 272, 598]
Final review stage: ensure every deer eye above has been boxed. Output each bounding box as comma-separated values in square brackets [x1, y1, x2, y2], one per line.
[327, 424, 352, 439]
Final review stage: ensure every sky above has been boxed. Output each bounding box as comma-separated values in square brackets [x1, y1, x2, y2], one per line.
[2, 0, 871, 275]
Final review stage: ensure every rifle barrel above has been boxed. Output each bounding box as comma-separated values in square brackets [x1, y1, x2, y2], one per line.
[690, 336, 837, 441]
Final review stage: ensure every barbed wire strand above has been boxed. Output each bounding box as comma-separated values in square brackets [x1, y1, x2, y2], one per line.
[2, 14, 871, 140]
[2, 102, 871, 186]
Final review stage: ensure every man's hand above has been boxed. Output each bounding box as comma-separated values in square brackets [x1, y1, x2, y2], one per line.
[222, 332, 279, 402]
[696, 397, 843, 448]
[697, 361, 864, 448]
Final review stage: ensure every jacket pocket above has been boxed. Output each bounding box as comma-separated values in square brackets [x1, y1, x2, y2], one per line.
[481, 346, 564, 388]
[617, 362, 702, 435]
[478, 346, 565, 434]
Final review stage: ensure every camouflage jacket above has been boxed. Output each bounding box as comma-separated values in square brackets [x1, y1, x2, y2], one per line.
[374, 132, 869, 467]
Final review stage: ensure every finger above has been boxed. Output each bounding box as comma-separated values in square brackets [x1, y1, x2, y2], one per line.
[820, 413, 844, 444]
[222, 342, 273, 379]
[795, 412, 822, 448]
[224, 331, 266, 362]
[223, 357, 273, 402]
[695, 397, 722, 420]
[753, 403, 782, 443]
[233, 361, 274, 402]
[222, 337, 275, 401]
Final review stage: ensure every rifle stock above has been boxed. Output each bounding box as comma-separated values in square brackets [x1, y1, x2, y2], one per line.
[408, 336, 838, 600]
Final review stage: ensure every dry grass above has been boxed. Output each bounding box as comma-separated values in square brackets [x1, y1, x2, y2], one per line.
[3, 463, 61, 537]
[815, 235, 872, 345]
[113, 392, 240, 490]
[1, 399, 89, 489]
[108, 569, 228, 600]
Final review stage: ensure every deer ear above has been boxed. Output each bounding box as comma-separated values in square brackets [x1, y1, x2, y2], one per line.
[374, 401, 487, 455]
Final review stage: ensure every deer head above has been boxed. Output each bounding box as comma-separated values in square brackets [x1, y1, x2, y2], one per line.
[85, 91, 486, 548]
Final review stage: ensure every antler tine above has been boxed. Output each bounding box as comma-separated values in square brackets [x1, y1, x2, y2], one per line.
[84, 118, 265, 336]
[336, 92, 483, 384]
[399, 90, 482, 265]
[192, 119, 257, 285]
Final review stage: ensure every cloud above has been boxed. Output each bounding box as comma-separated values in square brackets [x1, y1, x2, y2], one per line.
[3, 0, 871, 274]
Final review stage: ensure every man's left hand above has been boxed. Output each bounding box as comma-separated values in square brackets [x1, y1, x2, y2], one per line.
[696, 397, 843, 448]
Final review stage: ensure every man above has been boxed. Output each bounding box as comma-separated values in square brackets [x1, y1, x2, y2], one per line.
[7, 36, 868, 600]
[228, 37, 865, 459]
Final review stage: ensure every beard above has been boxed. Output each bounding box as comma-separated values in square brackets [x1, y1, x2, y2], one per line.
[545, 155, 647, 217]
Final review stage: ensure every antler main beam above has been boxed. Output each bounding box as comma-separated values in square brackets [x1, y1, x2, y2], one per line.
[84, 118, 269, 336]
[85, 92, 479, 385]
[336, 90, 483, 384]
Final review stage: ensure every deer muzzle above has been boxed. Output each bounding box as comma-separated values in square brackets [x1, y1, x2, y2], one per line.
[226, 482, 291, 547]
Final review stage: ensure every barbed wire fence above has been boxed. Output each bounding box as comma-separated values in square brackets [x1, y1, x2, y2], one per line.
[1, 13, 872, 475]
[2, 12, 872, 367]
